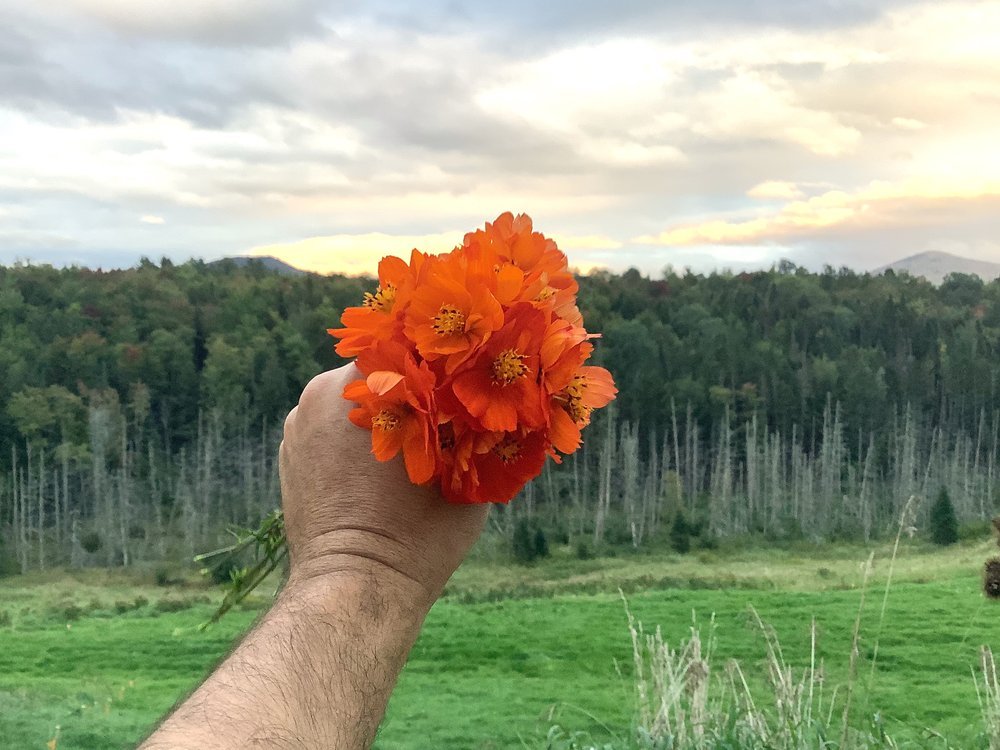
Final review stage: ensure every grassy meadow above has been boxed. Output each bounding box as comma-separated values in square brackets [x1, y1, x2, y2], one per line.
[2, 537, 999, 749]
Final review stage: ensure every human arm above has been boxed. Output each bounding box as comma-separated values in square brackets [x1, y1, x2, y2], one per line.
[140, 364, 489, 749]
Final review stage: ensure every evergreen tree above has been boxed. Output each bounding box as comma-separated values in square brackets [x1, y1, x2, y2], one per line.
[512, 519, 537, 564]
[670, 512, 690, 554]
[533, 528, 550, 559]
[930, 487, 959, 546]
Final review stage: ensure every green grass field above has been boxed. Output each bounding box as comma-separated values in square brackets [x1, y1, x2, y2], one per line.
[2, 538, 999, 749]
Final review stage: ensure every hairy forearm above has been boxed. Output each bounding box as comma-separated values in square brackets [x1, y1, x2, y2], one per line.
[141, 571, 427, 750]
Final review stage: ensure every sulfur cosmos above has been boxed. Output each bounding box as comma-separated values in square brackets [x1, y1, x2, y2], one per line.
[329, 212, 617, 504]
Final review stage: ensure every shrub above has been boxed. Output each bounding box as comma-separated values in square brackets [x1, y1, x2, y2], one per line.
[0, 610, 11, 628]
[670, 512, 691, 554]
[80, 531, 102, 554]
[574, 541, 594, 560]
[533, 528, 550, 560]
[512, 519, 537, 564]
[930, 487, 959, 546]
[56, 603, 84, 621]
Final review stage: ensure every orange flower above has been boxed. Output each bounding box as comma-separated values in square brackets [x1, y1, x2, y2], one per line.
[466, 212, 550, 275]
[344, 341, 438, 484]
[539, 317, 594, 394]
[549, 365, 617, 455]
[464, 212, 581, 323]
[441, 429, 549, 504]
[451, 303, 548, 432]
[330, 212, 615, 504]
[329, 255, 414, 357]
[403, 253, 505, 373]
[436, 418, 479, 499]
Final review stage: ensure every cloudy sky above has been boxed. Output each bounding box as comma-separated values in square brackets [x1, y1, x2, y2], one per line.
[1, 0, 999, 276]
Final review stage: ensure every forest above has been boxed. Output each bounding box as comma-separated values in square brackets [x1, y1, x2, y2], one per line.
[1, 257, 999, 572]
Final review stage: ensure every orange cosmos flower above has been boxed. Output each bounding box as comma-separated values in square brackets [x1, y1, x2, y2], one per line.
[464, 212, 582, 324]
[549, 365, 617, 455]
[329, 255, 414, 357]
[344, 341, 438, 484]
[539, 317, 594, 394]
[435, 418, 478, 498]
[451, 303, 548, 432]
[332, 212, 616, 503]
[467, 212, 551, 274]
[441, 428, 549, 504]
[403, 254, 505, 373]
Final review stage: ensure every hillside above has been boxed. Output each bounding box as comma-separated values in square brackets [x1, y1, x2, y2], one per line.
[880, 250, 1000, 284]
[4, 259, 1000, 575]
[210, 254, 307, 275]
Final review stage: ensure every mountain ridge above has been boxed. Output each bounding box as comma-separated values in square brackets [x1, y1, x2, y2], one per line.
[876, 251, 1000, 284]
[209, 255, 307, 276]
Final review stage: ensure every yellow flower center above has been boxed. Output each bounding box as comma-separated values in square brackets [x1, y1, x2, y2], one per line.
[563, 375, 592, 424]
[492, 436, 522, 464]
[564, 374, 588, 400]
[492, 349, 528, 385]
[432, 304, 466, 335]
[371, 410, 401, 431]
[534, 286, 556, 302]
[362, 285, 397, 312]
[565, 398, 592, 425]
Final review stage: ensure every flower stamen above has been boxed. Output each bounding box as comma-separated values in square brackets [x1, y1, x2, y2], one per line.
[565, 398, 592, 425]
[492, 436, 521, 464]
[432, 304, 466, 335]
[492, 349, 529, 385]
[371, 410, 401, 431]
[565, 374, 588, 400]
[534, 286, 556, 303]
[362, 285, 397, 312]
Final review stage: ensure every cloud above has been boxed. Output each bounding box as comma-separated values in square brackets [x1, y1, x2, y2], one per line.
[0, 0, 998, 277]
[374, 0, 926, 45]
[22, 0, 328, 46]
[747, 181, 805, 200]
[247, 227, 627, 277]
[636, 177, 1000, 247]
[550, 234, 623, 252]
[248, 232, 464, 275]
[140, 215, 165, 225]
[892, 117, 926, 131]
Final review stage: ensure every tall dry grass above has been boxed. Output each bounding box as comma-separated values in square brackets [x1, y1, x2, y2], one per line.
[545, 499, 941, 750]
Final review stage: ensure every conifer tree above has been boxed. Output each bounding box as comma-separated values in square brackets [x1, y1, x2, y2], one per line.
[670, 512, 690, 554]
[930, 487, 959, 546]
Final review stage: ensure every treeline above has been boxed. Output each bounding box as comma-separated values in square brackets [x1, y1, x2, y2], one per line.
[1, 258, 999, 571]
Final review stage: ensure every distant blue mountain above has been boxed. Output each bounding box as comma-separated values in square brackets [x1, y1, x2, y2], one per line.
[878, 251, 1000, 284]
[211, 255, 307, 276]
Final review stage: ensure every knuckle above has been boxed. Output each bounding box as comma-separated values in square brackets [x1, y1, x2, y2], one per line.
[283, 407, 298, 435]
[298, 370, 339, 409]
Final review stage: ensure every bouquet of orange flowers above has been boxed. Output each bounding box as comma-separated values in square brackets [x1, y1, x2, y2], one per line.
[330, 211, 616, 504]
[199, 213, 615, 622]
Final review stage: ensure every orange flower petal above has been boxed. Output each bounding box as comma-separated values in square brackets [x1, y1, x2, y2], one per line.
[366, 370, 405, 396]
[550, 404, 582, 454]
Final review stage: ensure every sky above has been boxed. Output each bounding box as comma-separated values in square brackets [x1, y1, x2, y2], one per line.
[1, 0, 999, 276]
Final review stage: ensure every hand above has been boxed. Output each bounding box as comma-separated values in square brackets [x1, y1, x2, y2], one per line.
[143, 363, 488, 750]
[280, 363, 489, 610]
